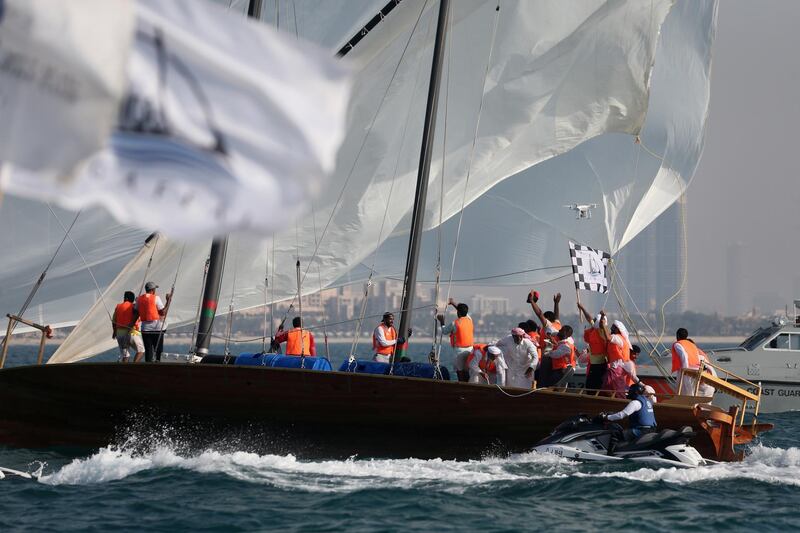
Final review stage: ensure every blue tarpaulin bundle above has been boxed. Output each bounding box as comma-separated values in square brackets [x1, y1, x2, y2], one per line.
[338, 360, 450, 380]
[235, 353, 332, 371]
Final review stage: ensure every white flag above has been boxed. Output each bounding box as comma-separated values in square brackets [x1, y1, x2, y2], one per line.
[569, 241, 611, 293]
[3, 0, 352, 239]
[0, 0, 134, 173]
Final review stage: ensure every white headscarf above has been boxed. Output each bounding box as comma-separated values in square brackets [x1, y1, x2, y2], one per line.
[594, 314, 605, 328]
[613, 320, 630, 345]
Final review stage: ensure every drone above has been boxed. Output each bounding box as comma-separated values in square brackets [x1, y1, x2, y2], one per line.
[564, 203, 598, 219]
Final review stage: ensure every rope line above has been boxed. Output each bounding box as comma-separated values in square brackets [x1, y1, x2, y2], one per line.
[46, 204, 113, 322]
[273, 0, 430, 328]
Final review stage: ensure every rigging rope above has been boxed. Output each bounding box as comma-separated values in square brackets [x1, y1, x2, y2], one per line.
[346, 0, 433, 360]
[223, 239, 240, 356]
[0, 209, 82, 352]
[155, 243, 186, 359]
[46, 204, 113, 322]
[310, 201, 331, 359]
[261, 235, 274, 353]
[442, 0, 501, 325]
[275, 0, 431, 327]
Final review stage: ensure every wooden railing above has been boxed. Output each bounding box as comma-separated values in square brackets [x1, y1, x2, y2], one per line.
[677, 359, 761, 425]
[0, 314, 53, 369]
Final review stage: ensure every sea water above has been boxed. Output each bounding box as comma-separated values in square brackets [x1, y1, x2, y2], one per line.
[1, 343, 798, 532]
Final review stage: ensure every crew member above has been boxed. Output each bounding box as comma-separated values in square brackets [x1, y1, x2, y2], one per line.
[577, 302, 608, 390]
[604, 382, 657, 439]
[111, 291, 144, 363]
[274, 317, 316, 356]
[545, 325, 576, 386]
[496, 327, 538, 389]
[672, 328, 701, 394]
[529, 290, 561, 385]
[373, 312, 410, 363]
[467, 343, 506, 385]
[601, 317, 632, 397]
[438, 298, 474, 382]
[136, 281, 171, 363]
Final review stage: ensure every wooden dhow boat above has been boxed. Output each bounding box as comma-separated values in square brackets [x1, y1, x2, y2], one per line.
[0, 0, 769, 462]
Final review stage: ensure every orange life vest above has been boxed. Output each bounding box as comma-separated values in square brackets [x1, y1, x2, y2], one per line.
[113, 302, 139, 331]
[583, 327, 608, 362]
[449, 316, 474, 348]
[467, 344, 496, 374]
[607, 335, 630, 365]
[551, 340, 575, 371]
[136, 293, 160, 322]
[671, 339, 700, 372]
[286, 327, 311, 356]
[373, 324, 398, 356]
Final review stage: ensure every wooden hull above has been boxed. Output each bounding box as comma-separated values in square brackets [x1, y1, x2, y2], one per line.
[0, 363, 750, 460]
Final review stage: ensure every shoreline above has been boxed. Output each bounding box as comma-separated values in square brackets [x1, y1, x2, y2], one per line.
[6, 334, 745, 348]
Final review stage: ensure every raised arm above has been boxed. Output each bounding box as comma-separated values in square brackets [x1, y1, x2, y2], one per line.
[577, 302, 593, 324]
[599, 311, 610, 340]
[553, 292, 561, 321]
[528, 290, 547, 327]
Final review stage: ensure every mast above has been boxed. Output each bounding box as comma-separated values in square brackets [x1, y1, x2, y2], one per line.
[393, 0, 450, 364]
[193, 0, 263, 356]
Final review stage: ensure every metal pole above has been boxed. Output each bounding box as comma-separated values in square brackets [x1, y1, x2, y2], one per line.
[393, 0, 450, 365]
[247, 0, 263, 19]
[193, 238, 228, 355]
[193, 0, 262, 357]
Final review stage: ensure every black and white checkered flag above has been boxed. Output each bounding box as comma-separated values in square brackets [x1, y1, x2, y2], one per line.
[569, 241, 611, 293]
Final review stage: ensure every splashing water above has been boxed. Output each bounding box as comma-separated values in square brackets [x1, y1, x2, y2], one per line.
[39, 445, 576, 493]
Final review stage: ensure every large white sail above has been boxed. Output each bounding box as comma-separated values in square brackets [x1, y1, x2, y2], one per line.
[351, 0, 717, 287]
[3, 0, 352, 239]
[49, 0, 699, 363]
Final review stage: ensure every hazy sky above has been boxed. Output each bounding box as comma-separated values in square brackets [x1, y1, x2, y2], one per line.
[687, 0, 800, 313]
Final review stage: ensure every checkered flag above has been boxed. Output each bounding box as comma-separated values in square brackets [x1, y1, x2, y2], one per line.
[569, 241, 611, 293]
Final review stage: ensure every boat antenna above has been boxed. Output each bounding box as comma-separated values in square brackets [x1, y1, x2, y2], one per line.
[192, 0, 263, 356]
[393, 0, 451, 367]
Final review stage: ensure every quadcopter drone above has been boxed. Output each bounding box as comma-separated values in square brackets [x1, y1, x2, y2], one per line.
[564, 203, 598, 219]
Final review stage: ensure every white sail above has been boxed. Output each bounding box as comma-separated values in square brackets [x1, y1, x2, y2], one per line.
[3, 0, 352, 239]
[0, 0, 133, 173]
[49, 0, 693, 363]
[344, 0, 717, 287]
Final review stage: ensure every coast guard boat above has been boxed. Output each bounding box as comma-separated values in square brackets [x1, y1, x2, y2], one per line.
[620, 300, 800, 414]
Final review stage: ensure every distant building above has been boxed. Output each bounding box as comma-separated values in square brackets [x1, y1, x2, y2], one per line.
[616, 198, 687, 314]
[470, 294, 510, 315]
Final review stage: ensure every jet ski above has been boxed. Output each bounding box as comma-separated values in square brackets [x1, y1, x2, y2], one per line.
[533, 414, 710, 468]
[0, 466, 34, 480]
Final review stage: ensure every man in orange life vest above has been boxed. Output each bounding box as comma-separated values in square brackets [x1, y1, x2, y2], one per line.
[136, 281, 172, 363]
[529, 290, 562, 385]
[577, 301, 608, 390]
[111, 291, 144, 363]
[672, 328, 702, 394]
[437, 298, 474, 382]
[274, 317, 316, 356]
[373, 312, 411, 363]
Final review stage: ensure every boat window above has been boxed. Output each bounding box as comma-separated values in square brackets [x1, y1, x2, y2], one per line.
[740, 326, 781, 350]
[765, 333, 800, 350]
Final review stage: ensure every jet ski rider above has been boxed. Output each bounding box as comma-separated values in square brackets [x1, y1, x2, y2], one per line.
[602, 382, 657, 439]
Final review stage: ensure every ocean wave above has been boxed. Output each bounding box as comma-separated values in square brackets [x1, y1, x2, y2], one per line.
[38, 447, 575, 492]
[571, 445, 800, 486]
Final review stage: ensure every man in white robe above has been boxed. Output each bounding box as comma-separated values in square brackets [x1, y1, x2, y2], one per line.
[495, 327, 538, 389]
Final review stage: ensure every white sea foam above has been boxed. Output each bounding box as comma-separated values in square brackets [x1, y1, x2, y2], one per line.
[39, 446, 575, 492]
[571, 445, 800, 486]
[42, 444, 800, 491]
